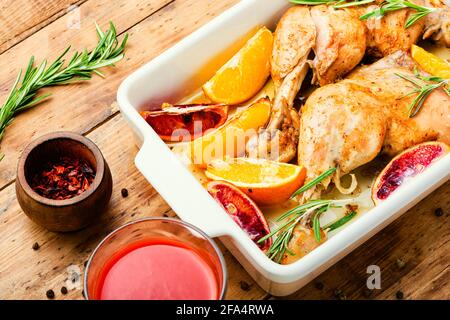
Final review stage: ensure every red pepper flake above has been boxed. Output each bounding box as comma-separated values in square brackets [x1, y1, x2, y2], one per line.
[31, 156, 95, 200]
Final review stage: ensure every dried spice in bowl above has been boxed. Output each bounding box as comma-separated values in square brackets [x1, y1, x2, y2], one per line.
[30, 156, 95, 200]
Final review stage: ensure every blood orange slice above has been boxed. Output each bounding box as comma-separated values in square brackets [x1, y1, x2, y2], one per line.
[372, 141, 449, 204]
[141, 103, 227, 142]
[206, 181, 272, 250]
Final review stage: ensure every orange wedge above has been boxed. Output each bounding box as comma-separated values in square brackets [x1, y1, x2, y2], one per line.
[411, 44, 450, 78]
[190, 97, 271, 167]
[203, 27, 273, 105]
[205, 157, 306, 206]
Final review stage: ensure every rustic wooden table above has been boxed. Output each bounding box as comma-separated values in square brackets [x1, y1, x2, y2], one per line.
[0, 0, 448, 300]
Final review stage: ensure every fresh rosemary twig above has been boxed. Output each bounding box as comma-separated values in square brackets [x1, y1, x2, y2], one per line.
[359, 0, 436, 29]
[0, 21, 128, 161]
[259, 197, 356, 262]
[291, 167, 336, 198]
[396, 71, 449, 117]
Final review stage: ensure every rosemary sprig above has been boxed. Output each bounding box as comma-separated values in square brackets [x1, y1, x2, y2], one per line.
[289, 0, 375, 9]
[359, 0, 436, 28]
[290, 167, 336, 198]
[396, 71, 449, 117]
[258, 197, 355, 262]
[0, 21, 128, 161]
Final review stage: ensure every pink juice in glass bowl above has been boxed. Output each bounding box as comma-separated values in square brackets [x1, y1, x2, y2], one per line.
[84, 218, 227, 300]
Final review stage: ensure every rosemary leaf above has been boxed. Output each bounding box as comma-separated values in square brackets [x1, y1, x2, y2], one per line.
[324, 211, 357, 231]
[313, 212, 322, 242]
[333, 0, 374, 9]
[289, 0, 336, 5]
[290, 0, 374, 8]
[291, 167, 336, 198]
[405, 11, 429, 28]
[313, 204, 329, 242]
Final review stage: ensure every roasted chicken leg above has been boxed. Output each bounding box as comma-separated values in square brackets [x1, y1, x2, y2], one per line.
[297, 51, 450, 201]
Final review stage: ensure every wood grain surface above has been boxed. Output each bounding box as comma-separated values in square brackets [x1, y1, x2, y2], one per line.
[0, 0, 448, 300]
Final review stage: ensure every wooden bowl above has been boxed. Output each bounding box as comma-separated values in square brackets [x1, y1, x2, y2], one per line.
[16, 132, 113, 232]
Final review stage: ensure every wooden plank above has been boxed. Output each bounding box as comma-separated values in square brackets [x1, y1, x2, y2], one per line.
[0, 114, 267, 300]
[0, 0, 87, 54]
[0, 0, 238, 189]
[277, 181, 450, 300]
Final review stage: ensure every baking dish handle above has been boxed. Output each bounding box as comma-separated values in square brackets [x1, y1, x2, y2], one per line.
[135, 139, 238, 238]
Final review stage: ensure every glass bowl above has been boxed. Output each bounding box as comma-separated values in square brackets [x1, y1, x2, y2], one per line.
[84, 217, 227, 300]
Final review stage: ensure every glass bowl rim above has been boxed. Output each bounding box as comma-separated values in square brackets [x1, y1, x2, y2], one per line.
[83, 217, 228, 300]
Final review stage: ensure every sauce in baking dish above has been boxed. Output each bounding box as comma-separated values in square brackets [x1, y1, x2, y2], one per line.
[95, 239, 219, 300]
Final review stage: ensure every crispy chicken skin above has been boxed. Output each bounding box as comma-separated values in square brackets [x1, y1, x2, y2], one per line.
[270, 6, 316, 90]
[297, 51, 450, 201]
[359, 5, 425, 57]
[311, 5, 366, 86]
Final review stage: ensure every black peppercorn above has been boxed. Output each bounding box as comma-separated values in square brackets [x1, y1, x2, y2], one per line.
[239, 281, 251, 291]
[315, 281, 324, 290]
[32, 242, 40, 251]
[121, 188, 129, 198]
[396, 290, 404, 300]
[61, 286, 68, 295]
[46, 289, 55, 299]
[434, 208, 443, 217]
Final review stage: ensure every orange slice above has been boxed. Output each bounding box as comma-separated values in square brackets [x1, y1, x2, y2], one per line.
[203, 27, 273, 104]
[190, 97, 271, 167]
[205, 157, 306, 206]
[411, 44, 450, 78]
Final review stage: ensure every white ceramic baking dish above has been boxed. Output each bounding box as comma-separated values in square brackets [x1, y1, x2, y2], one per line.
[117, 0, 450, 296]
